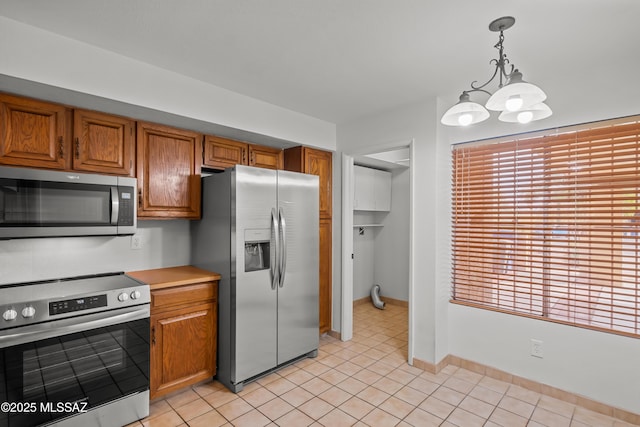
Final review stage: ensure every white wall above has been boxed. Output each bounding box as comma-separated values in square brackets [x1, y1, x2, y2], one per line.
[449, 304, 640, 413]
[0, 221, 191, 285]
[438, 70, 640, 414]
[0, 16, 336, 150]
[351, 168, 410, 302]
[337, 100, 441, 363]
[373, 168, 410, 301]
[352, 225, 376, 300]
[338, 91, 640, 414]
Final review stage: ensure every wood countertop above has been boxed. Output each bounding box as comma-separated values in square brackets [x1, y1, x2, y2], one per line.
[126, 265, 221, 290]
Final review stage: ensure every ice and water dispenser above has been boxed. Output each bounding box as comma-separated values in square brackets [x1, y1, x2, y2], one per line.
[244, 229, 271, 272]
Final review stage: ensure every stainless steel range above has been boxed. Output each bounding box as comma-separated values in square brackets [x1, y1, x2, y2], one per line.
[0, 272, 150, 427]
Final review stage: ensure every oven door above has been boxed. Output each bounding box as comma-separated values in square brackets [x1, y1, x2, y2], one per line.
[0, 306, 149, 427]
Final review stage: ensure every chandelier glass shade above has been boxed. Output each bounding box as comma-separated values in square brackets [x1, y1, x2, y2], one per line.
[441, 17, 552, 127]
[498, 102, 553, 124]
[439, 92, 490, 126]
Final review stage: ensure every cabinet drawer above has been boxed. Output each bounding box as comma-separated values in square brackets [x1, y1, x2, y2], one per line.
[151, 282, 217, 311]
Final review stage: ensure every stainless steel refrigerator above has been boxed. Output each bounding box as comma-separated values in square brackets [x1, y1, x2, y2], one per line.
[191, 165, 319, 392]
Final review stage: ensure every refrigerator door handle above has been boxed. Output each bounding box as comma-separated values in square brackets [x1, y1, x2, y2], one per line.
[271, 208, 280, 290]
[278, 207, 287, 288]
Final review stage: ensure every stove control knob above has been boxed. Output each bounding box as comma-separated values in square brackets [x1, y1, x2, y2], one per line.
[3, 308, 17, 321]
[130, 290, 141, 300]
[21, 306, 36, 318]
[117, 292, 129, 302]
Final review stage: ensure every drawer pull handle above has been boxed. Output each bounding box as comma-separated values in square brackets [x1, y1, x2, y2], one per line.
[58, 137, 64, 159]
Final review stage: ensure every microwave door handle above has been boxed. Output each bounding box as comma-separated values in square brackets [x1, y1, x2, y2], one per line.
[110, 187, 120, 225]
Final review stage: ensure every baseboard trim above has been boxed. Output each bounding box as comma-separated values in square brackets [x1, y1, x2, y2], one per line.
[412, 355, 639, 425]
[326, 330, 341, 340]
[353, 296, 408, 308]
[380, 296, 408, 307]
[353, 297, 370, 306]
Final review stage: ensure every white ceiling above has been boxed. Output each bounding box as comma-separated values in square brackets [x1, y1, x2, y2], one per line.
[1, 1, 639, 125]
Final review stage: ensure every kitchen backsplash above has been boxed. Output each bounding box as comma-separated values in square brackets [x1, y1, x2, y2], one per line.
[0, 220, 191, 285]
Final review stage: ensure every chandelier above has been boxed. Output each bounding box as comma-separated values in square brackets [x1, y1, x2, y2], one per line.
[441, 16, 552, 127]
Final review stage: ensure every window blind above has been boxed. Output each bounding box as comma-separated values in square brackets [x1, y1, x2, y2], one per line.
[451, 117, 640, 337]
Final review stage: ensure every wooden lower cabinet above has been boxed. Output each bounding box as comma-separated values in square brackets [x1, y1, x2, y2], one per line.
[150, 281, 217, 399]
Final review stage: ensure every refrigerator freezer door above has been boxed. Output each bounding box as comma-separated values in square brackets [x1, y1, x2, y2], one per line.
[276, 170, 319, 364]
[234, 166, 278, 383]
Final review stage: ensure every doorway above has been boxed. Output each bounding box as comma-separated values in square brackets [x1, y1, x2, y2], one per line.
[341, 140, 415, 365]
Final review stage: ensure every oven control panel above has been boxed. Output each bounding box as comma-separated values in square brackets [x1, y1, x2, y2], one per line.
[1, 287, 150, 328]
[0, 273, 150, 330]
[49, 295, 108, 315]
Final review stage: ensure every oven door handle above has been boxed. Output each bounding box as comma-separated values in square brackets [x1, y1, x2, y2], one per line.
[0, 305, 150, 349]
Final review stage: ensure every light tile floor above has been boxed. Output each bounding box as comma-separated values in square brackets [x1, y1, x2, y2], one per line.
[128, 304, 638, 427]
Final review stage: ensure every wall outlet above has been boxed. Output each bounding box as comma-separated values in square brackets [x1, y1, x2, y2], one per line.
[131, 234, 143, 250]
[530, 339, 544, 358]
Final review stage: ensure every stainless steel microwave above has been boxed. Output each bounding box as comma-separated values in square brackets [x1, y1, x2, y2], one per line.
[0, 166, 136, 239]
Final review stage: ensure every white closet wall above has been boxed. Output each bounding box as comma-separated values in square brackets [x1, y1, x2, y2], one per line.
[353, 167, 409, 301]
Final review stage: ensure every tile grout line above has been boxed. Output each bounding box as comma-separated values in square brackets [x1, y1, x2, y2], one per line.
[136, 304, 636, 427]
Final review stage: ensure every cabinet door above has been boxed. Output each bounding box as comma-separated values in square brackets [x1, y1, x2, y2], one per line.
[150, 302, 216, 399]
[73, 109, 135, 176]
[248, 144, 283, 170]
[374, 168, 392, 211]
[0, 93, 70, 170]
[354, 166, 391, 211]
[319, 218, 332, 334]
[354, 165, 375, 210]
[284, 146, 333, 334]
[203, 136, 247, 170]
[304, 148, 332, 219]
[137, 122, 202, 218]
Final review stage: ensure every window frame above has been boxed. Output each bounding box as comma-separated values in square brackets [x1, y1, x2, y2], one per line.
[451, 115, 640, 338]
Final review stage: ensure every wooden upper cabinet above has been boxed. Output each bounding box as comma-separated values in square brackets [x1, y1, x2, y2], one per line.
[73, 109, 135, 176]
[137, 122, 202, 219]
[203, 136, 247, 170]
[285, 146, 333, 219]
[203, 135, 283, 171]
[248, 144, 283, 170]
[0, 93, 71, 170]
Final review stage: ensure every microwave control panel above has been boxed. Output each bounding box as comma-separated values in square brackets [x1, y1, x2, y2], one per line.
[118, 187, 135, 226]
